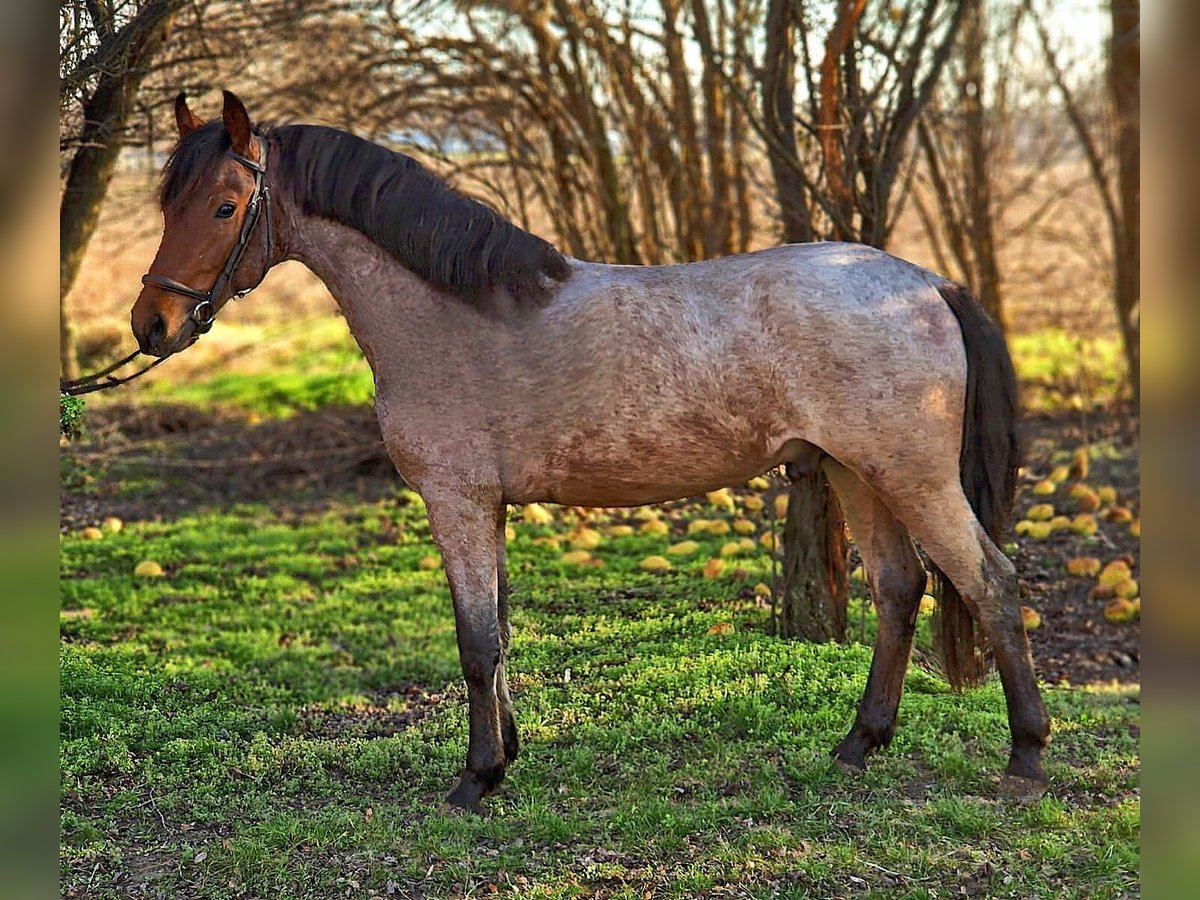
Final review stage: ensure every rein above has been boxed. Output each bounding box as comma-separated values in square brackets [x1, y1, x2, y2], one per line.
[61, 139, 274, 397]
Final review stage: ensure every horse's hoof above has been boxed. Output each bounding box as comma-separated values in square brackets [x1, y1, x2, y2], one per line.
[998, 773, 1048, 803]
[444, 778, 488, 815]
[831, 739, 868, 772]
[440, 798, 485, 817]
[834, 758, 865, 777]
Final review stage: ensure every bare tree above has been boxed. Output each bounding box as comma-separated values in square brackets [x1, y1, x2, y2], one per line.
[742, 0, 965, 640]
[59, 0, 186, 379]
[1027, 0, 1139, 396]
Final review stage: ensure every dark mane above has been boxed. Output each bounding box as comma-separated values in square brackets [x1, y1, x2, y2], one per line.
[160, 122, 572, 302]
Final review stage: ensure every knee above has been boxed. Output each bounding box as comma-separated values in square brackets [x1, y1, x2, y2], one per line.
[460, 641, 501, 687]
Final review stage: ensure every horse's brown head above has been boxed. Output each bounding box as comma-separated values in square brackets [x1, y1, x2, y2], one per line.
[132, 90, 273, 357]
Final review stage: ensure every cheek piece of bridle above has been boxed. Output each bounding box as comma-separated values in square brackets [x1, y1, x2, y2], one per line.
[61, 140, 274, 396]
[141, 139, 274, 336]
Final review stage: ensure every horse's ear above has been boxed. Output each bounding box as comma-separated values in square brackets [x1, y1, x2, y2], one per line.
[174, 92, 204, 138]
[221, 90, 255, 158]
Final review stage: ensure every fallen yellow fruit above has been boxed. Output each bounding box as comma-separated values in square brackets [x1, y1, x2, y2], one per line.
[1113, 577, 1139, 600]
[760, 532, 777, 551]
[1070, 514, 1098, 536]
[640, 555, 672, 572]
[605, 524, 634, 538]
[1032, 480, 1056, 496]
[418, 556, 441, 571]
[667, 540, 700, 556]
[1103, 598, 1137, 623]
[1049, 515, 1072, 532]
[1048, 465, 1071, 484]
[134, 560, 164, 578]
[1098, 560, 1132, 587]
[753, 582, 772, 598]
[639, 519, 669, 536]
[102, 517, 123, 534]
[687, 519, 714, 535]
[1097, 485, 1118, 505]
[732, 518, 756, 535]
[774, 494, 789, 518]
[707, 621, 734, 636]
[1066, 556, 1102, 577]
[561, 550, 595, 565]
[505, 525, 516, 541]
[80, 527, 103, 541]
[747, 476, 771, 491]
[1026, 522, 1053, 540]
[1014, 520, 1035, 536]
[1070, 486, 1101, 512]
[568, 527, 603, 550]
[1104, 506, 1133, 524]
[706, 520, 731, 536]
[1026, 504, 1054, 522]
[522, 503, 554, 525]
[706, 488, 736, 511]
[702, 558, 725, 579]
[1071, 447, 1090, 480]
[1129, 519, 1140, 539]
[1020, 606, 1042, 630]
[743, 496, 764, 512]
[719, 541, 742, 558]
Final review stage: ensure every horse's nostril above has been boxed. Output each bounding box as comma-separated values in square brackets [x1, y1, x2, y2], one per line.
[148, 314, 166, 351]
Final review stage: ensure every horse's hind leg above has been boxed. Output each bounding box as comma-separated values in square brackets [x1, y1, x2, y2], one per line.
[823, 460, 927, 769]
[882, 481, 1050, 794]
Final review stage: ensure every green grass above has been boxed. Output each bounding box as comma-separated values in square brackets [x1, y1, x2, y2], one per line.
[1010, 329, 1127, 411]
[60, 492, 1139, 898]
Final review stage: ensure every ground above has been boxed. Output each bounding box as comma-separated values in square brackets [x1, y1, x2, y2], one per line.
[60, 340, 1139, 899]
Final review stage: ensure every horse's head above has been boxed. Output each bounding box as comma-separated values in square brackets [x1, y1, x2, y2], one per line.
[131, 90, 274, 357]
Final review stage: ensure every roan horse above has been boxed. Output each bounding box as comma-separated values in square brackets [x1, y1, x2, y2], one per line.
[130, 91, 1050, 812]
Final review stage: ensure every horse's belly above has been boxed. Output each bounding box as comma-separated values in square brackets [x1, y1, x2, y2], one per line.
[504, 417, 808, 508]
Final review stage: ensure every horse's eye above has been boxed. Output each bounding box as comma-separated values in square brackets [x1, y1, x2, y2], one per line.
[215, 202, 237, 219]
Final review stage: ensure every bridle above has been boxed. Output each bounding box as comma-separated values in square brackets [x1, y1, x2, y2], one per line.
[61, 138, 274, 397]
[140, 137, 274, 336]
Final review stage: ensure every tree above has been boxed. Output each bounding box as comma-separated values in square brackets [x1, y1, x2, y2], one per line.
[1028, 0, 1139, 396]
[59, 0, 186, 380]
[745, 0, 965, 639]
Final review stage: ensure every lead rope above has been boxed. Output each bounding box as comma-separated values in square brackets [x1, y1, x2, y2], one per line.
[60, 351, 174, 396]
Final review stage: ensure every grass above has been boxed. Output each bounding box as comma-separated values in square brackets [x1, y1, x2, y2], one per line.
[60, 491, 1140, 898]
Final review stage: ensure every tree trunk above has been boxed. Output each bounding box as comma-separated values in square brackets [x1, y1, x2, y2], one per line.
[59, 0, 181, 379]
[761, 0, 813, 245]
[1110, 0, 1140, 397]
[961, 0, 1004, 329]
[817, 0, 866, 241]
[779, 471, 849, 642]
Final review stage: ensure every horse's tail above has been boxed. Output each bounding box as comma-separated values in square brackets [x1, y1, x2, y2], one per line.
[929, 282, 1020, 690]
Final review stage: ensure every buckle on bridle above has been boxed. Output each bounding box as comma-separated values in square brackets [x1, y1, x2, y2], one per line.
[190, 299, 216, 330]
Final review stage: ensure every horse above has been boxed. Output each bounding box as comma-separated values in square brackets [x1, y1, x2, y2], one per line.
[129, 90, 1049, 813]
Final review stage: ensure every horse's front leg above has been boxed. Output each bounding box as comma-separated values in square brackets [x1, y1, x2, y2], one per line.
[425, 487, 509, 812]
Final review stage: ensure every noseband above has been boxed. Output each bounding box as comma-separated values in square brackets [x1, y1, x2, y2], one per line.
[140, 138, 274, 335]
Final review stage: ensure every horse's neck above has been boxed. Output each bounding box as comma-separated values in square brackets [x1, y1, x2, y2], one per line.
[283, 213, 511, 386]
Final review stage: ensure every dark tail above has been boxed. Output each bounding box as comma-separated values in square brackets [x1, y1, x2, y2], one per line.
[930, 283, 1020, 690]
